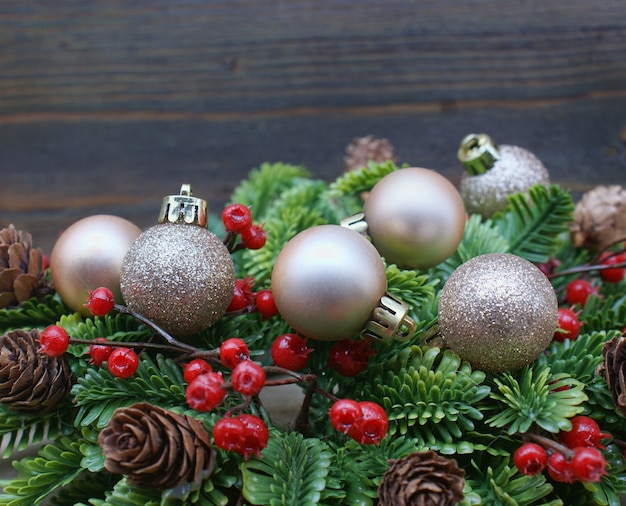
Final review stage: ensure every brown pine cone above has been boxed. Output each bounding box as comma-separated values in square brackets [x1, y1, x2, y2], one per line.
[571, 185, 626, 252]
[378, 450, 465, 506]
[344, 135, 396, 172]
[99, 403, 216, 490]
[0, 224, 48, 308]
[0, 328, 72, 413]
[598, 334, 626, 416]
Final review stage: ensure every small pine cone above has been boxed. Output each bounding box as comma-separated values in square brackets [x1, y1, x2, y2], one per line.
[99, 403, 216, 490]
[598, 334, 626, 416]
[378, 450, 465, 506]
[344, 135, 396, 172]
[571, 185, 626, 251]
[0, 328, 72, 413]
[0, 224, 48, 308]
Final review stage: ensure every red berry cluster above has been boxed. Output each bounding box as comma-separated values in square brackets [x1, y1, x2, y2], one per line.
[271, 333, 313, 371]
[84, 286, 116, 317]
[553, 307, 583, 342]
[222, 203, 267, 251]
[226, 276, 279, 320]
[328, 339, 376, 377]
[213, 414, 269, 459]
[513, 416, 610, 484]
[329, 398, 388, 445]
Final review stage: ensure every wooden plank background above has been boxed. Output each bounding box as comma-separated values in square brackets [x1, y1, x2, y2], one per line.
[1, 0, 626, 254]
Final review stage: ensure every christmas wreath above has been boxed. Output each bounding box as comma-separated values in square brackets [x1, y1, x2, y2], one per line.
[1, 135, 626, 506]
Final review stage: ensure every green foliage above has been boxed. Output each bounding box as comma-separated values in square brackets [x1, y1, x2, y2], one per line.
[78, 477, 161, 506]
[493, 184, 575, 264]
[48, 471, 117, 506]
[0, 294, 71, 332]
[580, 293, 626, 334]
[327, 160, 398, 197]
[241, 431, 333, 506]
[487, 365, 587, 434]
[230, 162, 311, 220]
[72, 354, 186, 428]
[384, 264, 439, 315]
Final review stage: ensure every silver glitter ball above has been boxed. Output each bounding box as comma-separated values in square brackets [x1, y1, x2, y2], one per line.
[120, 223, 235, 337]
[438, 253, 557, 372]
[460, 145, 550, 218]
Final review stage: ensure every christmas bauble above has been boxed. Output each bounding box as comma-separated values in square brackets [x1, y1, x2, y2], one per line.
[458, 133, 550, 218]
[438, 253, 558, 372]
[50, 215, 141, 314]
[120, 186, 235, 338]
[362, 168, 466, 270]
[271, 225, 388, 341]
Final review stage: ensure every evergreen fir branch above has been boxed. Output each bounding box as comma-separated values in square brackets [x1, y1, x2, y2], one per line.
[0, 294, 71, 332]
[492, 184, 575, 264]
[230, 162, 311, 220]
[72, 354, 187, 428]
[0, 401, 74, 459]
[0, 436, 87, 506]
[48, 471, 118, 506]
[464, 454, 561, 506]
[433, 214, 509, 280]
[580, 294, 626, 334]
[581, 444, 626, 506]
[384, 264, 439, 312]
[77, 477, 161, 506]
[487, 365, 587, 435]
[327, 160, 398, 198]
[241, 431, 333, 506]
[365, 346, 490, 449]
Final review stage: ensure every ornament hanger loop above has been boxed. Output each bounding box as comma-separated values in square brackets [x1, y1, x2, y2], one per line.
[339, 212, 370, 238]
[361, 292, 417, 342]
[159, 184, 209, 227]
[458, 133, 501, 176]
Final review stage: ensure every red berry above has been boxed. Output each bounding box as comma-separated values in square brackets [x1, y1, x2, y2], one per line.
[271, 333, 313, 371]
[107, 347, 139, 379]
[183, 358, 213, 384]
[235, 413, 269, 459]
[213, 416, 246, 452]
[554, 307, 581, 342]
[569, 446, 607, 482]
[599, 252, 626, 283]
[222, 203, 253, 233]
[186, 371, 226, 412]
[220, 338, 250, 369]
[226, 277, 255, 313]
[240, 224, 267, 250]
[328, 339, 375, 377]
[565, 279, 598, 307]
[255, 289, 279, 320]
[329, 399, 363, 434]
[84, 287, 115, 317]
[89, 337, 113, 366]
[547, 451, 575, 483]
[536, 258, 562, 277]
[38, 325, 70, 357]
[348, 401, 388, 445]
[513, 442, 547, 476]
[231, 360, 266, 396]
[559, 416, 610, 450]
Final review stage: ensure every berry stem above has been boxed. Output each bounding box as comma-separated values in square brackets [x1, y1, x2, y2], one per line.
[69, 337, 188, 354]
[548, 260, 626, 279]
[524, 432, 576, 460]
[223, 231, 239, 253]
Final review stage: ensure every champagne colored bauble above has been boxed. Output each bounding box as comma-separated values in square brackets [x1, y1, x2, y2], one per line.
[363, 168, 466, 270]
[120, 223, 235, 338]
[271, 225, 387, 341]
[438, 253, 558, 372]
[50, 215, 141, 314]
[458, 134, 550, 218]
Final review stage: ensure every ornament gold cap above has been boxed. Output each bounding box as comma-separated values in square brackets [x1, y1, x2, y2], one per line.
[457, 133, 501, 176]
[340, 212, 370, 238]
[158, 184, 208, 227]
[361, 292, 417, 342]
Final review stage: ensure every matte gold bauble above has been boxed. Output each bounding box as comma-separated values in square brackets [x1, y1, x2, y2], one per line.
[271, 225, 388, 341]
[50, 215, 141, 314]
[362, 168, 466, 270]
[438, 253, 558, 372]
[458, 133, 550, 218]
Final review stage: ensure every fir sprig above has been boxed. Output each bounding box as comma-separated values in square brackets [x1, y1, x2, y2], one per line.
[0, 294, 70, 332]
[327, 160, 398, 197]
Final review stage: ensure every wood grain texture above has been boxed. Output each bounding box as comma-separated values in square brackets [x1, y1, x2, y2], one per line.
[1, 1, 626, 253]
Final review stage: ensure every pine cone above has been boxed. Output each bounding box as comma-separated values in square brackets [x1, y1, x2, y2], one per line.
[0, 328, 72, 413]
[378, 450, 465, 506]
[99, 403, 216, 490]
[0, 224, 48, 308]
[571, 185, 626, 251]
[344, 135, 396, 172]
[598, 334, 626, 416]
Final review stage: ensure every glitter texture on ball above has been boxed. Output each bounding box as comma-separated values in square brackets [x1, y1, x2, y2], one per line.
[438, 253, 558, 372]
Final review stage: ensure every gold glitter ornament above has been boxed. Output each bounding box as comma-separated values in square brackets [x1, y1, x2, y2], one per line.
[120, 185, 235, 338]
[438, 253, 557, 372]
[457, 133, 550, 218]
